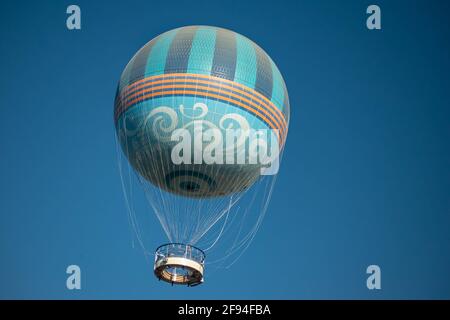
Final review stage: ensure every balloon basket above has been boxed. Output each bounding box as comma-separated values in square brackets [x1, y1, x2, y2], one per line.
[154, 243, 205, 286]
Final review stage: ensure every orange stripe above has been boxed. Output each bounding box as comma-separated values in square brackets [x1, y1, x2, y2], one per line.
[121, 77, 286, 130]
[122, 73, 286, 124]
[119, 89, 284, 145]
[121, 73, 287, 125]
[121, 83, 285, 136]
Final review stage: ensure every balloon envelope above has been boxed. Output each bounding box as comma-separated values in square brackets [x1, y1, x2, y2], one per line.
[115, 26, 289, 261]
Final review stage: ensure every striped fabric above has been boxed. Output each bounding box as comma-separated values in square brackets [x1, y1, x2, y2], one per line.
[115, 26, 289, 139]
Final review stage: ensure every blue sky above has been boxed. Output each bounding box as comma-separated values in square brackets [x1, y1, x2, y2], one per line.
[0, 0, 449, 299]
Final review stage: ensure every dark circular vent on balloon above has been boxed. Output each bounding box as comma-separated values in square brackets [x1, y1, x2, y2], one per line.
[165, 170, 216, 196]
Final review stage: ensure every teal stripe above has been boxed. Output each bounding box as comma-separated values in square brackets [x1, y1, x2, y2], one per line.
[145, 29, 178, 76]
[211, 27, 236, 80]
[270, 59, 285, 111]
[120, 55, 137, 89]
[234, 34, 257, 89]
[187, 27, 216, 75]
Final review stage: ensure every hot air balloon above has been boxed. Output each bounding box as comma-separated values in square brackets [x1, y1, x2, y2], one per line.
[115, 26, 289, 286]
